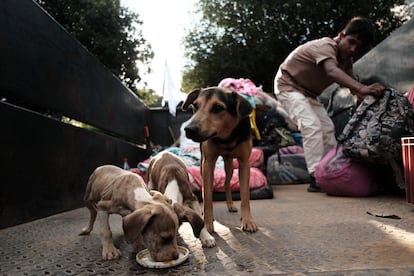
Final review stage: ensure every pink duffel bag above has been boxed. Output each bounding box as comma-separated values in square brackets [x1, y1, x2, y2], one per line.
[314, 145, 377, 197]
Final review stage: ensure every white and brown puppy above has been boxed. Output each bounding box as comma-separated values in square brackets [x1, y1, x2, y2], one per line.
[79, 165, 180, 261]
[147, 151, 216, 247]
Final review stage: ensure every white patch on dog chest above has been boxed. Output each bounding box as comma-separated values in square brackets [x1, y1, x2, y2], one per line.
[134, 187, 152, 202]
[164, 179, 183, 204]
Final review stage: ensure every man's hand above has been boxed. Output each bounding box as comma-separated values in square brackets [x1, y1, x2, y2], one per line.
[323, 59, 385, 98]
[358, 83, 385, 97]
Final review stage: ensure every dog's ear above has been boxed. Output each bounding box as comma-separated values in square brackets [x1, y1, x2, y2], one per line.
[182, 89, 201, 111]
[232, 91, 253, 118]
[173, 203, 204, 238]
[122, 207, 155, 244]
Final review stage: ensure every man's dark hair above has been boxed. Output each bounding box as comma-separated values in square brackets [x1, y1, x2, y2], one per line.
[342, 16, 375, 46]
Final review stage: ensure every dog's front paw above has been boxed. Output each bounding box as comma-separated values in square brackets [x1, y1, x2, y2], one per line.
[205, 222, 215, 234]
[102, 245, 122, 260]
[241, 219, 258, 232]
[200, 227, 216, 247]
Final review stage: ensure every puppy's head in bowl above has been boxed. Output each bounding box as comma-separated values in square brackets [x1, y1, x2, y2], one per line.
[122, 195, 179, 262]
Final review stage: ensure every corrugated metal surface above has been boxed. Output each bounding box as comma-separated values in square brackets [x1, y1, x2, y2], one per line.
[2, 185, 414, 275]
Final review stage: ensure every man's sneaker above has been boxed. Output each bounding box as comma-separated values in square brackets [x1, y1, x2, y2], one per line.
[307, 176, 321, 192]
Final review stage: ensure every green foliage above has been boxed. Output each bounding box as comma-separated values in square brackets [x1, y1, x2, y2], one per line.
[136, 88, 163, 107]
[182, 0, 409, 92]
[34, 0, 154, 93]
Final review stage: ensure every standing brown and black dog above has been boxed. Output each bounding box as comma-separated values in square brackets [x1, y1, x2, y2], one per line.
[182, 86, 257, 233]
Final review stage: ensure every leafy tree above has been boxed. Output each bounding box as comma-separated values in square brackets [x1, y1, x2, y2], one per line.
[136, 88, 163, 107]
[34, 0, 153, 93]
[182, 0, 408, 92]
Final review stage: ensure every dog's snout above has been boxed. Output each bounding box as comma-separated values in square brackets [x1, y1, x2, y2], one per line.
[184, 123, 212, 142]
[153, 248, 179, 262]
[172, 250, 179, 260]
[184, 125, 198, 138]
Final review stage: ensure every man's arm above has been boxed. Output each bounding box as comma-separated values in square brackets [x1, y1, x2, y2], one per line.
[322, 59, 384, 98]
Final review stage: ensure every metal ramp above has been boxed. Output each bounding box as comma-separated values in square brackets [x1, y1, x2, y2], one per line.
[2, 185, 414, 275]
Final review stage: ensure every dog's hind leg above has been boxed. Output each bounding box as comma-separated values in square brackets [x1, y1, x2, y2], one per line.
[79, 202, 97, 235]
[224, 158, 238, 212]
